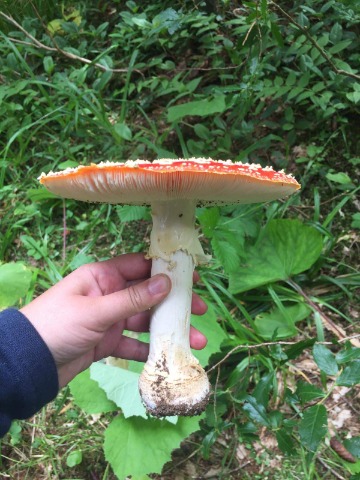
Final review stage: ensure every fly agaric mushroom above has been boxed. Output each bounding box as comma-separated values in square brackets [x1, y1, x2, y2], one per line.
[39, 158, 300, 416]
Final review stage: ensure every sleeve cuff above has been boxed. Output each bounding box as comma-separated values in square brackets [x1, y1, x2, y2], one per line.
[0, 309, 59, 435]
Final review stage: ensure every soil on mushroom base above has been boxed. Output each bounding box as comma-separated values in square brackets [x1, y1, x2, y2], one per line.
[141, 353, 210, 417]
[146, 391, 210, 418]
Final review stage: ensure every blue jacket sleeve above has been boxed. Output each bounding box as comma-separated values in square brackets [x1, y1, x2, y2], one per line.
[0, 309, 59, 437]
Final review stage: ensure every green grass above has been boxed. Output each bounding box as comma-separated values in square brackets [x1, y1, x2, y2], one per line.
[0, 0, 359, 478]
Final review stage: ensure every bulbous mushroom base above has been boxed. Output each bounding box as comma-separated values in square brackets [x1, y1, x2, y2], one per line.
[139, 363, 210, 417]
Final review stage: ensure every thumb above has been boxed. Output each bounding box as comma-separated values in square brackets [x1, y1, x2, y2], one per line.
[91, 274, 171, 331]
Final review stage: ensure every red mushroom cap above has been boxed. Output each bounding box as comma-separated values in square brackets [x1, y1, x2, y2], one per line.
[39, 158, 300, 205]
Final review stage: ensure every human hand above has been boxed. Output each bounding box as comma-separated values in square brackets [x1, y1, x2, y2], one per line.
[20, 253, 207, 388]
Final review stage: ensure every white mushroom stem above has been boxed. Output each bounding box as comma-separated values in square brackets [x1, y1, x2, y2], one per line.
[149, 252, 195, 370]
[138, 200, 210, 416]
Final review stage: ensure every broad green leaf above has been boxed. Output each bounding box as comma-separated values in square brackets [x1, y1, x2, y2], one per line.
[191, 301, 228, 367]
[222, 205, 262, 239]
[268, 411, 283, 429]
[90, 362, 147, 418]
[326, 172, 353, 185]
[313, 344, 339, 376]
[0, 262, 32, 309]
[197, 207, 220, 238]
[347, 91, 360, 104]
[336, 361, 360, 387]
[200, 206, 260, 274]
[270, 21, 284, 47]
[298, 404, 327, 451]
[47, 19, 63, 35]
[69, 369, 117, 414]
[9, 421, 22, 446]
[0, 80, 28, 101]
[104, 415, 201, 478]
[242, 396, 271, 427]
[116, 205, 151, 222]
[285, 339, 316, 360]
[307, 144, 323, 158]
[298, 12, 310, 28]
[202, 430, 219, 459]
[185, 77, 202, 94]
[276, 429, 296, 455]
[336, 347, 360, 364]
[269, 344, 288, 361]
[94, 70, 113, 91]
[27, 188, 58, 202]
[351, 213, 360, 229]
[167, 94, 226, 123]
[286, 72, 297, 87]
[225, 358, 252, 390]
[205, 398, 228, 428]
[114, 122, 132, 140]
[152, 8, 182, 35]
[43, 56, 55, 75]
[333, 58, 355, 73]
[229, 220, 323, 294]
[131, 17, 151, 28]
[66, 450, 83, 467]
[98, 352, 177, 424]
[253, 372, 274, 408]
[347, 462, 360, 475]
[211, 234, 241, 274]
[329, 23, 343, 43]
[344, 437, 360, 458]
[295, 381, 325, 404]
[298, 71, 311, 88]
[254, 303, 312, 340]
[194, 123, 211, 140]
[328, 40, 352, 54]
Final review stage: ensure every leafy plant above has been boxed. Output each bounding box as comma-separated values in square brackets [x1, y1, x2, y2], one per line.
[0, 262, 32, 309]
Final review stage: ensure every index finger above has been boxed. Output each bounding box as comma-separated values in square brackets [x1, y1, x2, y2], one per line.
[56, 253, 151, 297]
[92, 253, 152, 282]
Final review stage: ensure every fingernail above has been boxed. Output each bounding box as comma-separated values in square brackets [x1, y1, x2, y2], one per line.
[148, 275, 170, 295]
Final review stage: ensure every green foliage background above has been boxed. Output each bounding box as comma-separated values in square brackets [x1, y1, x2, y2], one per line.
[0, 0, 359, 478]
